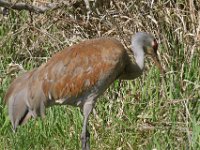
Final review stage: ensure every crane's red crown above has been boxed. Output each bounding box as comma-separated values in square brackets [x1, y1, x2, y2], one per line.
[152, 39, 158, 53]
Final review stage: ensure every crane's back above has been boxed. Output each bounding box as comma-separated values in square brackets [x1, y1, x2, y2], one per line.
[28, 38, 128, 107]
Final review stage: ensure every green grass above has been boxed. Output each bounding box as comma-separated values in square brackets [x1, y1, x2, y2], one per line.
[1, 66, 199, 149]
[0, 1, 200, 149]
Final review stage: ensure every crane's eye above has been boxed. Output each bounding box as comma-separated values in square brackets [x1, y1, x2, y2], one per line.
[152, 39, 158, 54]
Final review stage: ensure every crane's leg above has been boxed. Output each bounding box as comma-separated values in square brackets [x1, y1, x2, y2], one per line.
[81, 102, 93, 150]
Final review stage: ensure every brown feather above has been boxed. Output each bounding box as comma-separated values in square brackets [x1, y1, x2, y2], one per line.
[30, 38, 128, 107]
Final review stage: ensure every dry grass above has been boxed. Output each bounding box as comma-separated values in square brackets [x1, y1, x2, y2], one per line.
[0, 0, 200, 149]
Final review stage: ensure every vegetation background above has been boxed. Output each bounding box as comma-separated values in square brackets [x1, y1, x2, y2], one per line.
[0, 0, 200, 149]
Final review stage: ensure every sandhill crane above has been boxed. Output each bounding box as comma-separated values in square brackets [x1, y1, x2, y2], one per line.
[4, 32, 164, 150]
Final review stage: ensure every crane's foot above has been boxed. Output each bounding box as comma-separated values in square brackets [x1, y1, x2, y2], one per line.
[81, 130, 90, 150]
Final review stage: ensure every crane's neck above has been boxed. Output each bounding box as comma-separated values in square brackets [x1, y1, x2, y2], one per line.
[132, 46, 144, 70]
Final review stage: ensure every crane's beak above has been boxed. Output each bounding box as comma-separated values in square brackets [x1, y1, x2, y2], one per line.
[145, 46, 165, 76]
[151, 54, 165, 76]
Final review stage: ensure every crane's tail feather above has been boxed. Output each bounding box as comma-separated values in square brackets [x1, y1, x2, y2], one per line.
[8, 90, 32, 131]
[18, 109, 32, 126]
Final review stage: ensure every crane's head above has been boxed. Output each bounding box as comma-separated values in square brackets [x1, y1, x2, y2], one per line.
[132, 32, 165, 75]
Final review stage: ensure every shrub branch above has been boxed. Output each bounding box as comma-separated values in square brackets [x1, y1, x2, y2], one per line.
[0, 0, 59, 13]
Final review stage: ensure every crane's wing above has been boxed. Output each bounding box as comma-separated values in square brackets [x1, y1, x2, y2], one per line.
[31, 38, 127, 103]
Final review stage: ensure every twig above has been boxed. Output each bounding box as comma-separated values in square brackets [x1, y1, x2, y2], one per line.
[0, 0, 59, 13]
[162, 97, 200, 108]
